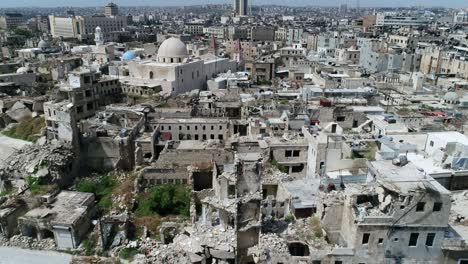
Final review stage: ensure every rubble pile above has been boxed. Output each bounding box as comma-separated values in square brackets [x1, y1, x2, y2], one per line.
[0, 142, 75, 184]
[135, 238, 192, 264]
[284, 218, 330, 250]
[0, 235, 55, 250]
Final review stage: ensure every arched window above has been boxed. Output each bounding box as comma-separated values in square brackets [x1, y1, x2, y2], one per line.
[149, 71, 154, 79]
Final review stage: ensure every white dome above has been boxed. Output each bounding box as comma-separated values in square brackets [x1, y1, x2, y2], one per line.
[157, 37, 188, 63]
[16, 67, 28, 74]
[38, 39, 51, 50]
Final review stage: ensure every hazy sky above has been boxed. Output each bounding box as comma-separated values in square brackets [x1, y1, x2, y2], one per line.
[0, 0, 466, 8]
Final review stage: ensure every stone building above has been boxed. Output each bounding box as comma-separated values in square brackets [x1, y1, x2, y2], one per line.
[118, 37, 236, 96]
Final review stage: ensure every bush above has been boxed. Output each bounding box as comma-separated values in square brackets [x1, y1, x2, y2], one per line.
[119, 248, 138, 260]
[136, 184, 190, 217]
[75, 173, 117, 215]
[82, 239, 95, 256]
[309, 216, 323, 239]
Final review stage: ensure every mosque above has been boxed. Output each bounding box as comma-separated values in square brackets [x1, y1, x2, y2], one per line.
[113, 37, 237, 97]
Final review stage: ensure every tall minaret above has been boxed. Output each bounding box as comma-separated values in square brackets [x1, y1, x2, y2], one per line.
[94, 26, 104, 46]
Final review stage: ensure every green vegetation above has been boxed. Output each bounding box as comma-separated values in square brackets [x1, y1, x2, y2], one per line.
[309, 216, 323, 239]
[136, 184, 191, 217]
[82, 239, 96, 256]
[119, 248, 138, 260]
[75, 173, 117, 215]
[25, 176, 56, 195]
[285, 213, 295, 223]
[279, 99, 289, 105]
[2, 117, 45, 143]
[12, 28, 33, 38]
[257, 79, 272, 85]
[271, 159, 288, 173]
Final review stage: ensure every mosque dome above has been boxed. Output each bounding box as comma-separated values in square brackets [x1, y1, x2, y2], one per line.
[16, 67, 28, 74]
[38, 39, 51, 50]
[122, 51, 137, 61]
[444, 92, 460, 103]
[157, 37, 188, 63]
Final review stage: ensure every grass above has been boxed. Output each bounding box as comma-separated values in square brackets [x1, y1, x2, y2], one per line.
[271, 159, 288, 173]
[136, 184, 191, 217]
[309, 216, 323, 239]
[25, 176, 57, 195]
[75, 173, 117, 215]
[119, 248, 138, 260]
[2, 117, 45, 143]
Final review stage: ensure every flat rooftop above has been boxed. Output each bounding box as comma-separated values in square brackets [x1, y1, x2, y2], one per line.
[370, 160, 450, 195]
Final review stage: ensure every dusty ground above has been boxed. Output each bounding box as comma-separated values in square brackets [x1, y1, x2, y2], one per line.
[0, 135, 31, 166]
[0, 246, 72, 264]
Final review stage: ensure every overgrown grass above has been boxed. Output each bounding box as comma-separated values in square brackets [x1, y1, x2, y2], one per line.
[136, 184, 190, 217]
[2, 117, 45, 142]
[309, 216, 323, 239]
[25, 176, 56, 195]
[75, 173, 117, 215]
[271, 159, 288, 173]
[119, 248, 138, 260]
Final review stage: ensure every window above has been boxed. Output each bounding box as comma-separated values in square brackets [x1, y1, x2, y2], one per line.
[409, 233, 419, 247]
[362, 233, 370, 244]
[195, 126, 198, 130]
[293, 150, 300, 157]
[416, 202, 425, 212]
[218, 135, 223, 140]
[426, 233, 435, 247]
[203, 125, 206, 130]
[194, 135, 199, 140]
[378, 238, 383, 244]
[149, 71, 154, 79]
[202, 134, 207, 140]
[187, 126, 190, 130]
[430, 141, 434, 147]
[179, 126, 182, 130]
[335, 261, 343, 264]
[210, 134, 215, 140]
[285, 150, 292, 157]
[433, 202, 442, 212]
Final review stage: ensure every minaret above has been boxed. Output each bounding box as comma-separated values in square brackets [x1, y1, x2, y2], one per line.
[94, 26, 104, 46]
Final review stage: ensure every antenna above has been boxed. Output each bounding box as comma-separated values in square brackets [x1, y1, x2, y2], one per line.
[356, 0, 360, 16]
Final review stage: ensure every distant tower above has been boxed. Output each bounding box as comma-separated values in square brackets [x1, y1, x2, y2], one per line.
[356, 0, 360, 15]
[234, 0, 248, 16]
[94, 26, 104, 46]
[105, 2, 119, 17]
[210, 34, 216, 51]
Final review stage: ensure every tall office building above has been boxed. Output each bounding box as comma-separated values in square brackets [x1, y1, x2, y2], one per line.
[105, 2, 119, 17]
[234, 0, 248, 16]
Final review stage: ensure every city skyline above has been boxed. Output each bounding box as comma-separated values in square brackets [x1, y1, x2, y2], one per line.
[0, 0, 467, 8]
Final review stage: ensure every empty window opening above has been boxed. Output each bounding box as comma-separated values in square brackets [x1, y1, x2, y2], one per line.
[433, 202, 442, 212]
[426, 233, 435, 247]
[362, 233, 370, 244]
[409, 233, 419, 247]
[416, 202, 425, 212]
[288, 242, 310, 256]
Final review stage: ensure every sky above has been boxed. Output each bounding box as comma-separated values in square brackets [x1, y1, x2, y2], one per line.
[0, 0, 466, 8]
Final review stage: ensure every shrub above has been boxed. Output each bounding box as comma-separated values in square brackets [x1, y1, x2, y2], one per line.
[309, 216, 323, 239]
[119, 248, 138, 260]
[136, 184, 190, 217]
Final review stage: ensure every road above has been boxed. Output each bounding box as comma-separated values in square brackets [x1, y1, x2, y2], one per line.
[0, 247, 72, 264]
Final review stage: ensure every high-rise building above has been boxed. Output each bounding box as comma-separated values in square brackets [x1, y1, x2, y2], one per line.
[234, 0, 248, 16]
[105, 2, 119, 17]
[0, 13, 25, 30]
